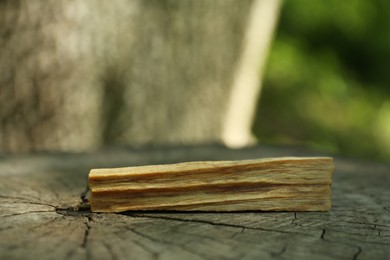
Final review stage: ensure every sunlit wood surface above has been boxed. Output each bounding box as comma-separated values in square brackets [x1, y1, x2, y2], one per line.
[1, 145, 389, 259]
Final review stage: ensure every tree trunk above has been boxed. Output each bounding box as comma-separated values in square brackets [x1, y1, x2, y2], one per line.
[0, 0, 281, 153]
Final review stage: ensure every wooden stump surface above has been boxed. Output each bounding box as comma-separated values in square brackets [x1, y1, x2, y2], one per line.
[1, 145, 389, 259]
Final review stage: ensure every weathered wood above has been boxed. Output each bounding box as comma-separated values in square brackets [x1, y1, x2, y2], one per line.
[1, 145, 389, 259]
[89, 157, 334, 212]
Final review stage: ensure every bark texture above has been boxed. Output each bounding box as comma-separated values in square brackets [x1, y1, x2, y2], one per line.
[0, 0, 281, 153]
[1, 145, 389, 259]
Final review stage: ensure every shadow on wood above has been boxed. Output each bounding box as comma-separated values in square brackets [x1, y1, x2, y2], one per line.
[1, 145, 389, 259]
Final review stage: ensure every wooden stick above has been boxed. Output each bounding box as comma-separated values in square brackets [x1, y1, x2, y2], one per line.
[89, 157, 334, 212]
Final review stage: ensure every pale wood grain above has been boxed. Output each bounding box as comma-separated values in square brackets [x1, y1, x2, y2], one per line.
[89, 157, 334, 212]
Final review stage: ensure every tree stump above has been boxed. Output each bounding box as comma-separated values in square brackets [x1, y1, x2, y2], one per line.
[1, 145, 389, 259]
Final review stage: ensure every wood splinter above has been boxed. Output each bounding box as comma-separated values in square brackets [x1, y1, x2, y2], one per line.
[89, 157, 334, 212]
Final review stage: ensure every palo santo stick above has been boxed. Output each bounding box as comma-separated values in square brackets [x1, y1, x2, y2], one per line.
[89, 157, 334, 212]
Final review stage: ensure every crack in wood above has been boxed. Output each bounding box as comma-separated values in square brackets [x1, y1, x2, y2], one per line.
[1, 210, 53, 218]
[55, 181, 92, 218]
[352, 246, 362, 260]
[368, 223, 390, 229]
[55, 201, 92, 217]
[27, 216, 61, 232]
[81, 217, 92, 248]
[80, 182, 90, 204]
[1, 148, 389, 259]
[230, 227, 245, 239]
[55, 207, 92, 217]
[316, 231, 366, 259]
[270, 245, 287, 257]
[323, 227, 389, 241]
[128, 226, 209, 259]
[0, 194, 57, 208]
[127, 214, 310, 236]
[345, 220, 385, 227]
[321, 229, 390, 246]
[291, 212, 300, 226]
[0, 215, 68, 252]
[320, 229, 326, 239]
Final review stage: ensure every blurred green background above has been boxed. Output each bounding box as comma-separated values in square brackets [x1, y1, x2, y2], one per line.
[254, 0, 390, 162]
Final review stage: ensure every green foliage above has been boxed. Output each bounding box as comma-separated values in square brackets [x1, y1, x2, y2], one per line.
[254, 0, 390, 161]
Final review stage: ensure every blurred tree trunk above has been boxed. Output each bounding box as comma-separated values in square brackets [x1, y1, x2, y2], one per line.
[0, 0, 281, 153]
